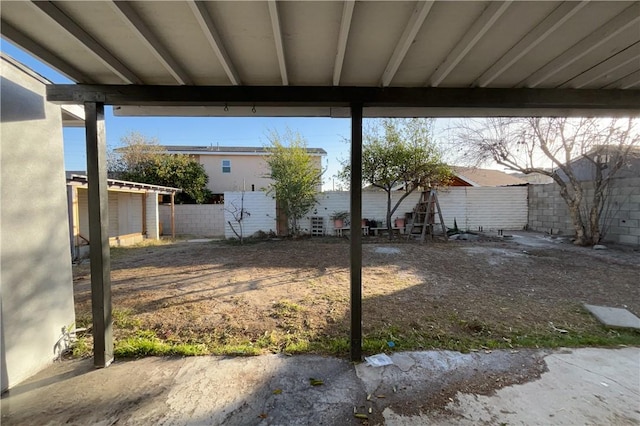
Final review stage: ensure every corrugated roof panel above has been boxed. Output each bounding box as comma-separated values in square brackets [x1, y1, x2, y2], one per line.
[340, 1, 416, 86]
[53, 1, 173, 85]
[391, 1, 488, 87]
[494, 1, 633, 88]
[203, 1, 282, 86]
[278, 1, 342, 86]
[440, 1, 560, 87]
[126, 1, 228, 85]
[543, 26, 640, 88]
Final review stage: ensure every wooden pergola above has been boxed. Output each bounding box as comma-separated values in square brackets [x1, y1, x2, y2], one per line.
[3, 0, 639, 366]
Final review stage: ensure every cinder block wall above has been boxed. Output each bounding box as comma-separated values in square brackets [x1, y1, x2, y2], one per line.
[159, 204, 225, 237]
[528, 178, 640, 246]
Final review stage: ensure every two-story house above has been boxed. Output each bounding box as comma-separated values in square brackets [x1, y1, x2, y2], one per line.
[161, 145, 327, 196]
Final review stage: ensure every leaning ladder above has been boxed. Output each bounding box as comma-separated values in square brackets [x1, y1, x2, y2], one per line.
[406, 189, 448, 243]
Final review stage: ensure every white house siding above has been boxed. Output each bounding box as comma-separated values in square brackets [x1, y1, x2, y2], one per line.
[224, 191, 277, 238]
[1, 57, 75, 391]
[160, 204, 226, 237]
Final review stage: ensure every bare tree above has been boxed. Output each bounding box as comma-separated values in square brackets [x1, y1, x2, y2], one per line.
[226, 191, 250, 244]
[453, 117, 639, 246]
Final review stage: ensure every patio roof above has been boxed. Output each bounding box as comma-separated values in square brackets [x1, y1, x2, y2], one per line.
[2, 1, 639, 116]
[3, 0, 639, 366]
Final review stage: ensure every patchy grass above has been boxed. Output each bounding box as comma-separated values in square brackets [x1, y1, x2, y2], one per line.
[115, 331, 207, 358]
[72, 238, 640, 359]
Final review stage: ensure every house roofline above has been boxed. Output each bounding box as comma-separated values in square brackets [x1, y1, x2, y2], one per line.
[161, 145, 327, 155]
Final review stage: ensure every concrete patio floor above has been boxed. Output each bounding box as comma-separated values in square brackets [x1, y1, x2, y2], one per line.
[2, 347, 638, 425]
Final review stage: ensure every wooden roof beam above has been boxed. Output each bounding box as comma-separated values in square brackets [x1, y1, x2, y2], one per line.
[46, 85, 640, 114]
[110, 0, 193, 85]
[520, 3, 640, 88]
[30, 1, 141, 84]
[427, 1, 512, 87]
[380, 1, 434, 87]
[333, 0, 355, 86]
[268, 0, 288, 86]
[188, 1, 241, 85]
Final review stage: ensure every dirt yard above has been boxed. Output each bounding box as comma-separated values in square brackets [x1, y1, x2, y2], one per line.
[72, 232, 640, 356]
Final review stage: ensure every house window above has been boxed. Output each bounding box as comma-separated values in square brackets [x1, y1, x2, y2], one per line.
[222, 159, 231, 173]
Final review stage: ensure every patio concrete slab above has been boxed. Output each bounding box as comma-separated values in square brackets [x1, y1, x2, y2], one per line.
[584, 304, 640, 329]
[382, 347, 640, 425]
[2, 348, 639, 425]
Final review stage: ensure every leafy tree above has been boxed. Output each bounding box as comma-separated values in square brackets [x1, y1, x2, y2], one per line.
[339, 118, 452, 238]
[265, 129, 323, 235]
[109, 132, 212, 204]
[452, 117, 639, 246]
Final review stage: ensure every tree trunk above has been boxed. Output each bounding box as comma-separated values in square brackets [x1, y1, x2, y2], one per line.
[588, 187, 605, 245]
[386, 190, 393, 240]
[557, 183, 588, 246]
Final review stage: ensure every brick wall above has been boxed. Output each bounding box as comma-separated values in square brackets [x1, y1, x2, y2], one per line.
[528, 177, 640, 246]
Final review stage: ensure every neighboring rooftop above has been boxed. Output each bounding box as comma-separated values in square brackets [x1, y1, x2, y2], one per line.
[452, 167, 527, 187]
[161, 146, 327, 155]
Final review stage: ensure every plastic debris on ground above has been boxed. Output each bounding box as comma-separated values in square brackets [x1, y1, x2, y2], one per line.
[365, 353, 394, 367]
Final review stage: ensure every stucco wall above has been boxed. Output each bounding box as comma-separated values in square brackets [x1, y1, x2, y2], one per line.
[199, 154, 272, 193]
[1, 58, 75, 391]
[528, 178, 640, 246]
[198, 153, 323, 194]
